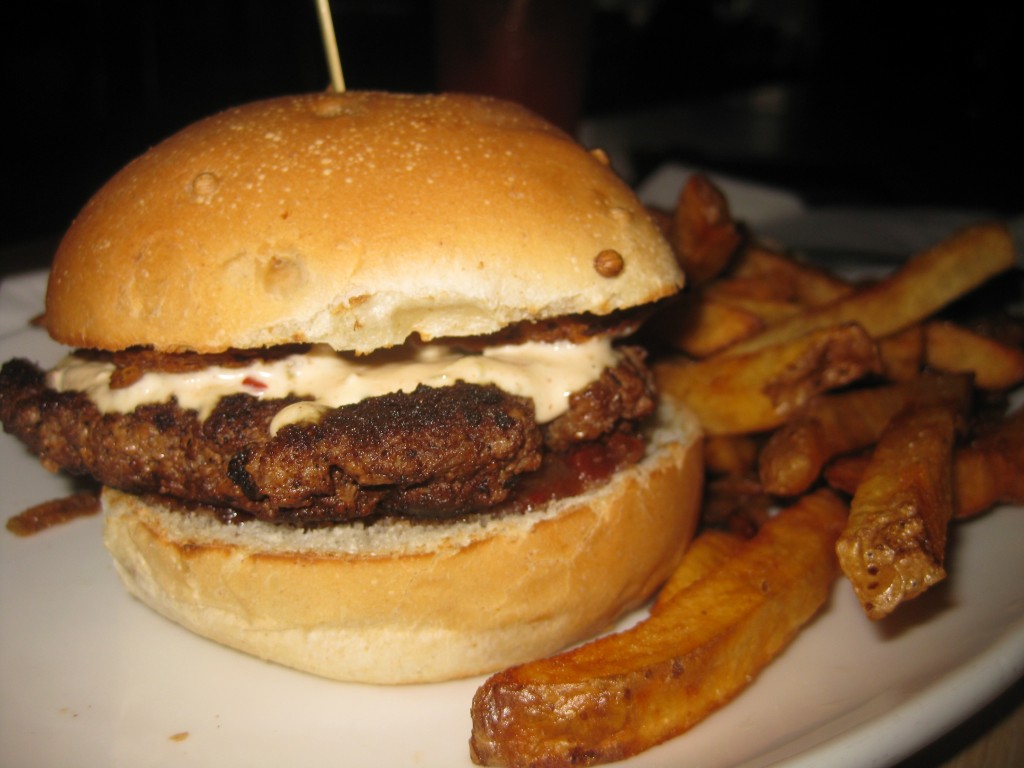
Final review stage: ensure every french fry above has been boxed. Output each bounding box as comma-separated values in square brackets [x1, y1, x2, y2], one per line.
[702, 292, 804, 324]
[469, 490, 847, 768]
[703, 273, 797, 303]
[653, 293, 765, 358]
[654, 323, 881, 435]
[924, 319, 1024, 390]
[668, 173, 742, 285]
[759, 374, 972, 496]
[722, 223, 1015, 357]
[828, 407, 1024, 519]
[877, 324, 925, 382]
[823, 452, 870, 496]
[651, 528, 745, 612]
[652, 257, 847, 359]
[954, 407, 1024, 516]
[702, 474, 774, 538]
[728, 242, 855, 307]
[836, 399, 967, 620]
[968, 309, 1024, 351]
[703, 433, 761, 476]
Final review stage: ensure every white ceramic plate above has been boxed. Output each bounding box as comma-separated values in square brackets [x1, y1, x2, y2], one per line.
[3, 201, 1023, 768]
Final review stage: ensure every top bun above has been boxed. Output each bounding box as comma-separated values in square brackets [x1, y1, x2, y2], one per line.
[45, 91, 682, 354]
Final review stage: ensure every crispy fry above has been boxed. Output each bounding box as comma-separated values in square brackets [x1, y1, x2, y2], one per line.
[702, 291, 804, 324]
[702, 474, 774, 538]
[703, 274, 797, 303]
[760, 396, 888, 498]
[728, 243, 855, 306]
[968, 309, 1024, 350]
[653, 288, 813, 360]
[954, 407, 1024, 516]
[469, 490, 847, 768]
[836, 400, 967, 619]
[703, 434, 761, 476]
[668, 173, 742, 285]
[652, 293, 765, 358]
[828, 407, 1024, 519]
[823, 452, 870, 496]
[722, 223, 1015, 357]
[878, 324, 925, 382]
[925, 319, 1024, 390]
[654, 323, 881, 435]
[652, 529, 745, 612]
[759, 374, 972, 496]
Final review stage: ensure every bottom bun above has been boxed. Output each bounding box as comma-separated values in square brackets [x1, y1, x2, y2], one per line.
[102, 398, 703, 684]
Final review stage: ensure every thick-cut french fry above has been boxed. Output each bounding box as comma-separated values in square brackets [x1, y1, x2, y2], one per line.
[652, 529, 745, 612]
[653, 293, 765, 358]
[703, 274, 797, 303]
[469, 490, 847, 768]
[655, 290, 803, 359]
[969, 310, 1024, 351]
[823, 452, 870, 496]
[828, 407, 1024, 519]
[925, 319, 1024, 390]
[954, 407, 1024, 516]
[703, 433, 761, 476]
[654, 323, 881, 435]
[702, 474, 774, 538]
[878, 324, 925, 382]
[759, 374, 972, 496]
[669, 173, 742, 285]
[722, 223, 1015, 357]
[729, 243, 855, 306]
[702, 292, 804, 324]
[836, 401, 966, 619]
[652, 251, 847, 359]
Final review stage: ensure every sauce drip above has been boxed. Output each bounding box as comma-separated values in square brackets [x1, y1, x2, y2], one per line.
[510, 431, 645, 514]
[6, 491, 100, 536]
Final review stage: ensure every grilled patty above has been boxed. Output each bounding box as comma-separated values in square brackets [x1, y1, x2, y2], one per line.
[0, 346, 655, 525]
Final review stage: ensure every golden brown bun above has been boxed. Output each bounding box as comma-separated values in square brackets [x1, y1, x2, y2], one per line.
[101, 399, 703, 684]
[46, 92, 682, 354]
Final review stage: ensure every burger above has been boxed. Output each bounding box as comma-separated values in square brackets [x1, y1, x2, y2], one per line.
[0, 91, 702, 684]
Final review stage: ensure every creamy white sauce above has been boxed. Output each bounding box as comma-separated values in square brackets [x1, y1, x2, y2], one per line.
[47, 338, 619, 432]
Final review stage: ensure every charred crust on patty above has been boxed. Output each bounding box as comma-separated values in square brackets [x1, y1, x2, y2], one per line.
[226, 448, 262, 502]
[0, 351, 655, 526]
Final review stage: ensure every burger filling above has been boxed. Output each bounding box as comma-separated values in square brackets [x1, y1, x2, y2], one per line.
[0, 332, 657, 526]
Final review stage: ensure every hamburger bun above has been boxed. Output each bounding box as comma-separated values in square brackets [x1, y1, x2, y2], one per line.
[44, 91, 681, 354]
[102, 397, 702, 684]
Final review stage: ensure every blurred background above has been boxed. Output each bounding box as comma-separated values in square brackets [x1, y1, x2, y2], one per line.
[2, 0, 1020, 261]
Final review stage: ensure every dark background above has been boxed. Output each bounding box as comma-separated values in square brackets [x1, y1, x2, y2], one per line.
[0, 3, 1022, 761]
[2, 0, 1020, 259]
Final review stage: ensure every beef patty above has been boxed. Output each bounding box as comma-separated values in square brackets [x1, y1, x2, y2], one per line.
[0, 346, 655, 525]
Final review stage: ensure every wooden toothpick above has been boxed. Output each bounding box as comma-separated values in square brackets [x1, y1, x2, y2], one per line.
[316, 0, 346, 93]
